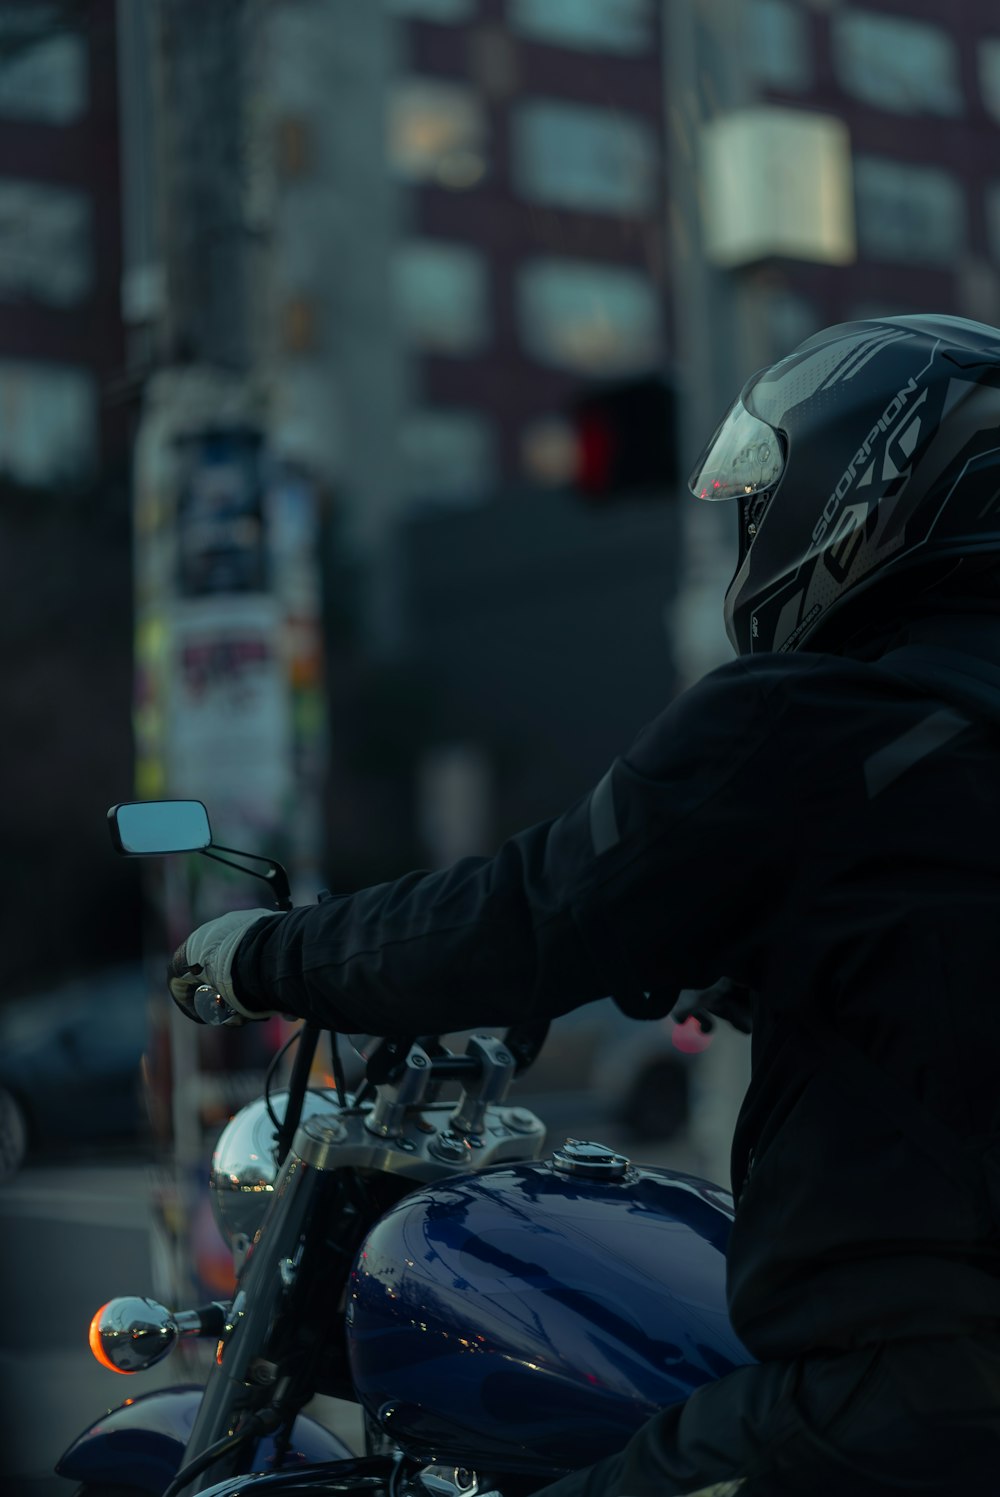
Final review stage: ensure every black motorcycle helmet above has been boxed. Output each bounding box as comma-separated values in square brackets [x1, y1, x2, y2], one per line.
[689, 313, 1000, 655]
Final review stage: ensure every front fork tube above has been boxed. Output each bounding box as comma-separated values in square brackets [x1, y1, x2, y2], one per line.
[177, 1120, 351, 1494]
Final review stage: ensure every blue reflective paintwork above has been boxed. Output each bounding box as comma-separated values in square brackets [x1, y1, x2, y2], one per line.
[348, 1160, 753, 1479]
[56, 1385, 354, 1493]
[196, 1456, 391, 1496]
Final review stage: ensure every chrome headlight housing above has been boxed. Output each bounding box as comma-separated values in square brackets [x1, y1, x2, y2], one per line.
[210, 1088, 341, 1252]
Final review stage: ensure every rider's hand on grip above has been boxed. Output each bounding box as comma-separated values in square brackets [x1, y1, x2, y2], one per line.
[167, 908, 282, 1024]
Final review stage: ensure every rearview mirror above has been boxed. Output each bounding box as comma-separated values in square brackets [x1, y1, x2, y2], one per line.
[108, 800, 212, 856]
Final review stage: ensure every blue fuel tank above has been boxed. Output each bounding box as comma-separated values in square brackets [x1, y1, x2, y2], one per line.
[347, 1154, 752, 1479]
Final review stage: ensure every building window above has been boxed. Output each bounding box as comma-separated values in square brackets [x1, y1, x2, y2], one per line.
[0, 361, 96, 486]
[854, 156, 965, 265]
[979, 39, 1000, 123]
[0, 14, 87, 124]
[519, 416, 578, 487]
[388, 0, 476, 18]
[395, 240, 490, 354]
[748, 0, 813, 92]
[517, 259, 660, 375]
[400, 410, 496, 505]
[832, 11, 962, 116]
[507, 0, 653, 55]
[0, 180, 92, 307]
[388, 79, 488, 189]
[511, 100, 658, 216]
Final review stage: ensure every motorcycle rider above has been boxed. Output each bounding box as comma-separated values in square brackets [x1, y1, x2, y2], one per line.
[169, 313, 1000, 1495]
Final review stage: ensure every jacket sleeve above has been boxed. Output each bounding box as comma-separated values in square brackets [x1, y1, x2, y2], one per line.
[233, 657, 777, 1035]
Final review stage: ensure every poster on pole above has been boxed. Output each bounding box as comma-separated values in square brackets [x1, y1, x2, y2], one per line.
[167, 593, 293, 827]
[130, 373, 329, 1306]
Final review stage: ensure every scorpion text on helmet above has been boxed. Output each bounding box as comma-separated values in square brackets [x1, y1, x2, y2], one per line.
[811, 375, 923, 550]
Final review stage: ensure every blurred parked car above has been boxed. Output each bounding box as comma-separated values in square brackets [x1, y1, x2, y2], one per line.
[338, 1002, 698, 1143]
[0, 965, 148, 1179]
[0, 970, 700, 1181]
[513, 996, 699, 1142]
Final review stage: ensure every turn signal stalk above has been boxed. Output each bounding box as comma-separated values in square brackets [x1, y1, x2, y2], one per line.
[89, 1296, 230, 1374]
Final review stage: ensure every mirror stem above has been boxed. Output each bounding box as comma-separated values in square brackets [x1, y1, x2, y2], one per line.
[198, 847, 293, 912]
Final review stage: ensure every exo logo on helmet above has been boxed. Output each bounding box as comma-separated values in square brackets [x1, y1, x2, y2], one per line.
[810, 377, 926, 552]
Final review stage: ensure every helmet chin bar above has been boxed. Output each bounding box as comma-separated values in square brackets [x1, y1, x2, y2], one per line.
[791, 557, 972, 659]
[740, 489, 775, 558]
[746, 490, 774, 532]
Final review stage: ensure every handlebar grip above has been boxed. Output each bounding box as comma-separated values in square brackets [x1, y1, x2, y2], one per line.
[193, 984, 239, 1026]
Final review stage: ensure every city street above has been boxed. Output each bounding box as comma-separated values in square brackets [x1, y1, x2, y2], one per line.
[0, 1151, 366, 1496]
[4, 0, 990, 1490]
[0, 1157, 175, 1495]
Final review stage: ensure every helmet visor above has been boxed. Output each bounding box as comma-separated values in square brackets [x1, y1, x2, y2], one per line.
[688, 401, 784, 502]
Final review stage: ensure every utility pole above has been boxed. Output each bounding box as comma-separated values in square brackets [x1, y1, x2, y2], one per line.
[662, 0, 754, 690]
[119, 0, 331, 1307]
[661, 0, 753, 1187]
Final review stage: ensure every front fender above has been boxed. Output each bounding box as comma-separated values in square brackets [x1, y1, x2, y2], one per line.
[56, 1385, 355, 1494]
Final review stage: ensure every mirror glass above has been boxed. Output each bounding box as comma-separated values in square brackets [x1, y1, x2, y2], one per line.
[112, 800, 212, 855]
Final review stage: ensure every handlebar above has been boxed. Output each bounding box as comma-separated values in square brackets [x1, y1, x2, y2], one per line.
[270, 1021, 550, 1166]
[105, 801, 554, 1159]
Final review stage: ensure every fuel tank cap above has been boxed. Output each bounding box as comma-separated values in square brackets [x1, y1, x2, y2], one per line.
[551, 1138, 630, 1180]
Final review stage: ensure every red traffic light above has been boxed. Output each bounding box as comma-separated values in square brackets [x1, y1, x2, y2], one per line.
[571, 376, 677, 501]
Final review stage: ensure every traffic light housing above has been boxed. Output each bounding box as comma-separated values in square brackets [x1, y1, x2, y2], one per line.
[571, 375, 677, 500]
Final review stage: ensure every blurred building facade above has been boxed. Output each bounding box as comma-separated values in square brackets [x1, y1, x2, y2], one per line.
[9, 1, 999, 514]
[7, 0, 1000, 990]
[110, 0, 686, 879]
[384, 0, 682, 848]
[386, 0, 670, 506]
[0, 0, 127, 480]
[717, 0, 1000, 357]
[0, 0, 141, 997]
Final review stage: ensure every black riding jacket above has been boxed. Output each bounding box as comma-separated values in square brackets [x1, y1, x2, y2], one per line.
[235, 612, 1000, 1361]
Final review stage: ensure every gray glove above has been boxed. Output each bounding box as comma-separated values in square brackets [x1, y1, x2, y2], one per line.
[168, 908, 280, 1024]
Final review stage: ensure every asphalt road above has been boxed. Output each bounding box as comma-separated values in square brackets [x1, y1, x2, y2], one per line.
[0, 1156, 170, 1495]
[0, 1152, 366, 1497]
